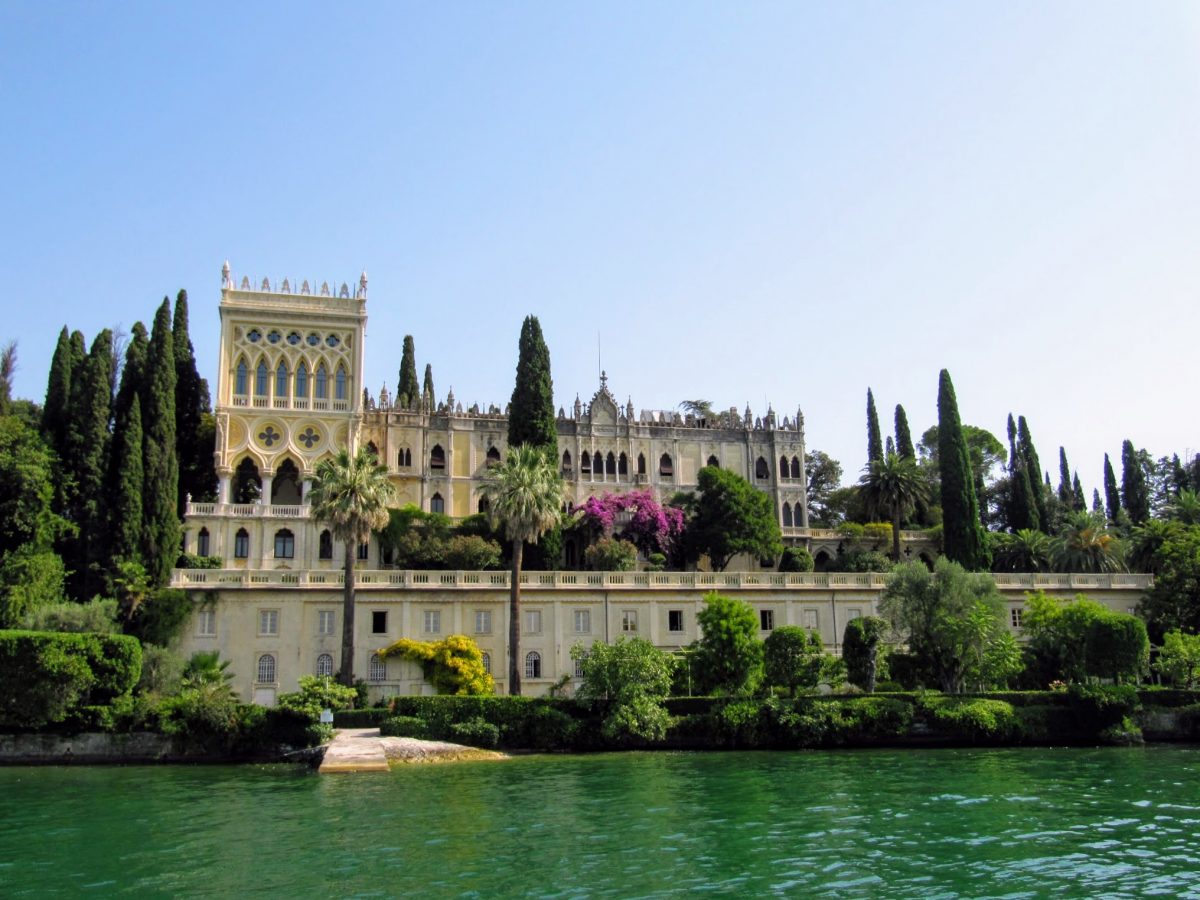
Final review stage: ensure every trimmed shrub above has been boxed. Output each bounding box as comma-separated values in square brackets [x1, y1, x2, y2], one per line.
[778, 547, 814, 573]
[919, 696, 1019, 742]
[1068, 683, 1139, 732]
[333, 708, 391, 727]
[448, 718, 500, 748]
[380, 715, 429, 738]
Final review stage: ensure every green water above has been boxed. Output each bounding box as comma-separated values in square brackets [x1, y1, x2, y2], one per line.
[2, 747, 1200, 898]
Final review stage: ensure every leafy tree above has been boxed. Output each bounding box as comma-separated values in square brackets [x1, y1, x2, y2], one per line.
[1085, 613, 1148, 684]
[842, 615, 886, 691]
[441, 535, 503, 570]
[879, 558, 1009, 693]
[804, 449, 844, 525]
[378, 635, 494, 695]
[778, 546, 814, 572]
[309, 446, 397, 685]
[1156, 630, 1200, 688]
[173, 289, 215, 508]
[1021, 591, 1110, 684]
[584, 536, 637, 571]
[397, 335, 419, 409]
[0, 546, 66, 628]
[679, 399, 715, 421]
[1052, 511, 1125, 573]
[682, 466, 782, 571]
[832, 548, 894, 573]
[919, 423, 1006, 506]
[479, 444, 563, 695]
[762, 626, 824, 696]
[990, 529, 1052, 573]
[1139, 524, 1200, 638]
[866, 388, 883, 466]
[858, 453, 928, 561]
[141, 299, 180, 587]
[507, 316, 556, 450]
[277, 675, 360, 716]
[0, 416, 60, 556]
[1121, 439, 1151, 526]
[894, 404, 915, 460]
[936, 370, 989, 571]
[573, 637, 675, 742]
[693, 591, 763, 695]
[42, 327, 75, 456]
[1103, 453, 1121, 524]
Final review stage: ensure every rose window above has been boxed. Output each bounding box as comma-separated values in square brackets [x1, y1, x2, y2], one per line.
[258, 426, 281, 448]
[298, 427, 320, 449]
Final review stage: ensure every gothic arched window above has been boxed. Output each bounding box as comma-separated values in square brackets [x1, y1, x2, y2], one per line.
[782, 502, 793, 527]
[315, 364, 328, 399]
[755, 457, 770, 480]
[295, 362, 308, 399]
[276, 362, 288, 399]
[235, 359, 248, 395]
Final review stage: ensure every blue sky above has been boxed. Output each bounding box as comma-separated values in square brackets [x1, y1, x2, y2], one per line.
[3, 2, 1199, 495]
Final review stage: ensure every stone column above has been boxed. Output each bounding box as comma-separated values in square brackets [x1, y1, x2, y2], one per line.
[217, 471, 232, 505]
[260, 473, 274, 507]
[301, 479, 312, 504]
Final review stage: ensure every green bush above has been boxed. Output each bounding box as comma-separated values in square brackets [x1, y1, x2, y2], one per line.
[919, 696, 1019, 741]
[333, 708, 391, 727]
[176, 553, 224, 570]
[833, 549, 893, 573]
[127, 589, 194, 647]
[277, 676, 358, 719]
[778, 547, 815, 573]
[380, 715, 429, 738]
[584, 536, 638, 572]
[448, 718, 500, 748]
[1068, 683, 1139, 732]
[0, 630, 142, 728]
[21, 599, 119, 634]
[838, 523, 866, 540]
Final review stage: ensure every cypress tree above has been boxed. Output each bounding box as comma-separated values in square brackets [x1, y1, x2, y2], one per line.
[894, 404, 915, 460]
[114, 322, 148, 426]
[173, 290, 215, 510]
[1057, 447, 1073, 505]
[422, 363, 434, 410]
[1072, 472, 1086, 511]
[108, 395, 143, 565]
[1103, 453, 1121, 523]
[1121, 439, 1151, 525]
[1017, 416, 1048, 529]
[141, 298, 179, 587]
[866, 389, 883, 465]
[1092, 488, 1103, 514]
[937, 369, 989, 570]
[69, 330, 114, 599]
[508, 316, 556, 449]
[397, 335, 419, 409]
[42, 327, 74, 455]
[0, 342, 12, 417]
[885, 436, 895, 458]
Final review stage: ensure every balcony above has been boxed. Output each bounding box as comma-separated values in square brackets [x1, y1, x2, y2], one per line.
[185, 501, 311, 519]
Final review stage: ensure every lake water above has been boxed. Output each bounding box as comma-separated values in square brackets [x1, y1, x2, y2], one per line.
[2, 746, 1199, 897]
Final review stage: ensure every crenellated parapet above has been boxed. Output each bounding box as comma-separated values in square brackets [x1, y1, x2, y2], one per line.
[221, 260, 368, 301]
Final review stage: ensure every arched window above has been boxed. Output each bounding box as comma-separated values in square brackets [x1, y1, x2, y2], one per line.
[593, 452, 603, 476]
[368, 656, 386, 682]
[197, 527, 210, 557]
[486, 446, 501, 468]
[357, 542, 369, 561]
[365, 441, 378, 461]
[580, 453, 591, 475]
[295, 362, 308, 398]
[780, 456, 790, 479]
[256, 654, 276, 684]
[481, 652, 491, 675]
[637, 453, 646, 476]
[755, 457, 770, 480]
[275, 362, 288, 399]
[272, 458, 301, 504]
[606, 452, 616, 475]
[319, 530, 333, 560]
[430, 445, 445, 470]
[274, 528, 295, 559]
[478, 497, 490, 515]
[235, 359, 248, 395]
[255, 361, 269, 397]
[782, 503, 793, 527]
[707, 455, 719, 468]
[618, 453, 628, 476]
[430, 493, 444, 514]
[316, 653, 333, 677]
[335, 365, 347, 401]
[233, 457, 262, 503]
[315, 364, 328, 399]
[791, 456, 801, 479]
[561, 450, 572, 475]
[525, 651, 542, 679]
[234, 528, 249, 559]
[398, 447, 411, 467]
[659, 454, 673, 477]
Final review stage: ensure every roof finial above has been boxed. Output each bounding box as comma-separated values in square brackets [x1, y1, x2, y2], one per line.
[359, 270, 368, 299]
[221, 260, 231, 288]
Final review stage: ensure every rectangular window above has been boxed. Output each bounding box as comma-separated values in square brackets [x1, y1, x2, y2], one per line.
[424, 610, 441, 634]
[1011, 608, 1024, 628]
[197, 531, 210, 557]
[802, 609, 818, 630]
[668, 610, 684, 633]
[197, 609, 216, 637]
[234, 530, 249, 559]
[372, 610, 388, 634]
[357, 542, 369, 561]
[847, 608, 862, 622]
[760, 610, 774, 631]
[525, 610, 542, 634]
[475, 610, 492, 634]
[258, 609, 278, 636]
[574, 609, 591, 634]
[622, 609, 638, 633]
[273, 530, 294, 559]
[318, 610, 335, 636]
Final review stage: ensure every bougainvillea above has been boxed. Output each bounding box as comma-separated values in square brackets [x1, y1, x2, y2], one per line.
[575, 489, 685, 556]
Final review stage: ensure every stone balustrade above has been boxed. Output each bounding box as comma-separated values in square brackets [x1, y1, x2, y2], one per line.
[185, 502, 311, 519]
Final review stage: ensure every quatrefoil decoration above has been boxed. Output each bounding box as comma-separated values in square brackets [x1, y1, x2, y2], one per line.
[258, 426, 281, 448]
[298, 427, 320, 449]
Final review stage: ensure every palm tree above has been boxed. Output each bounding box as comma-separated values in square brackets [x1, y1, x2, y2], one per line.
[1128, 519, 1178, 574]
[308, 446, 396, 686]
[858, 453, 928, 562]
[1052, 511, 1125, 574]
[479, 444, 564, 695]
[1167, 489, 1200, 526]
[991, 529, 1052, 573]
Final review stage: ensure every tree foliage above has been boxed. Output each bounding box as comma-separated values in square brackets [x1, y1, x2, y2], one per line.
[1138, 524, 1200, 638]
[804, 449, 844, 526]
[379, 635, 495, 695]
[762, 626, 824, 697]
[397, 335, 419, 409]
[693, 592, 763, 695]
[936, 370, 990, 571]
[574, 637, 674, 742]
[866, 388, 883, 466]
[1021, 591, 1147, 684]
[843, 615, 887, 691]
[1156, 630, 1200, 688]
[1121, 439, 1151, 526]
[859, 453, 928, 561]
[141, 299, 180, 587]
[1103, 453, 1121, 524]
[507, 316, 556, 450]
[574, 489, 685, 557]
[683, 467, 783, 571]
[894, 404, 915, 461]
[173, 290, 215, 508]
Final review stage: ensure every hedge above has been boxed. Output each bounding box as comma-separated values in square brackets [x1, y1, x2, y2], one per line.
[0, 630, 142, 729]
